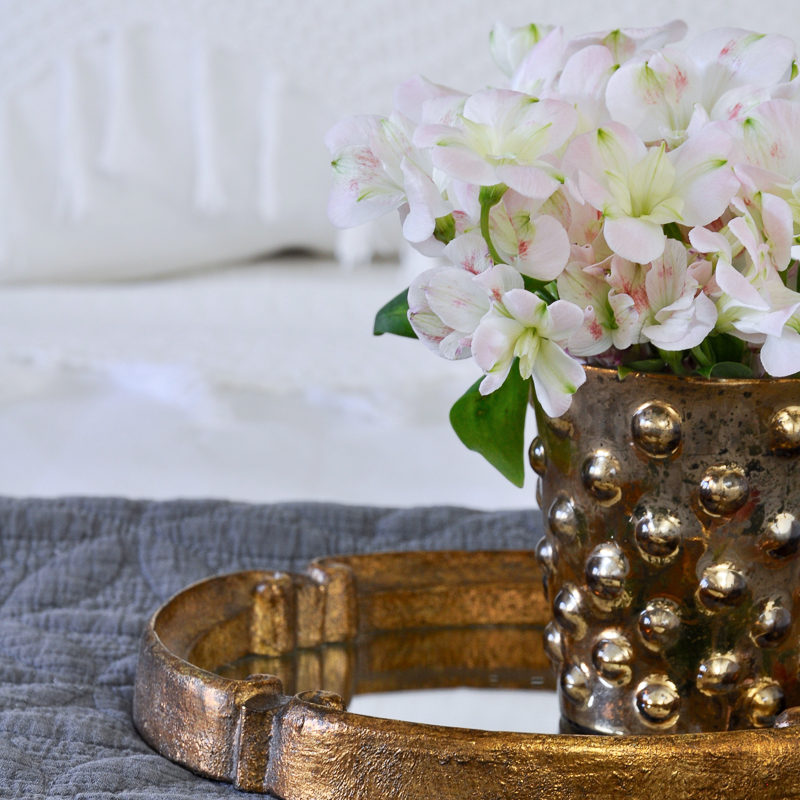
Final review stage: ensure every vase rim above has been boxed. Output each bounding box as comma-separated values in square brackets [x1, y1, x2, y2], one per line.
[583, 364, 800, 387]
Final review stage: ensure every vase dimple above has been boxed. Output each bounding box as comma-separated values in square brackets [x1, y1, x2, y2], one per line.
[529, 436, 547, 476]
[631, 402, 682, 458]
[585, 543, 629, 601]
[638, 598, 682, 652]
[761, 513, 800, 561]
[697, 464, 749, 517]
[768, 406, 800, 454]
[634, 675, 681, 728]
[696, 654, 741, 696]
[744, 681, 785, 728]
[561, 663, 592, 706]
[633, 507, 682, 564]
[592, 630, 633, 687]
[697, 563, 748, 613]
[548, 494, 580, 544]
[751, 602, 792, 648]
[582, 451, 622, 506]
[553, 583, 588, 640]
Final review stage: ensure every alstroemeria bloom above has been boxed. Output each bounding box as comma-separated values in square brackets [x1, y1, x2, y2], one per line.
[326, 112, 451, 243]
[407, 234, 523, 359]
[472, 291, 585, 417]
[562, 20, 689, 64]
[606, 29, 795, 145]
[734, 100, 800, 233]
[490, 23, 555, 78]
[638, 239, 718, 350]
[557, 249, 639, 355]
[563, 122, 737, 263]
[413, 89, 577, 200]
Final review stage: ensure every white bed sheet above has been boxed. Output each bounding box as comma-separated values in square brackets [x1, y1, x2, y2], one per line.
[0, 258, 537, 508]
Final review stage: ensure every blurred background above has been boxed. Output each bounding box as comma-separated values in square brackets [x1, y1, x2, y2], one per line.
[1, 0, 799, 509]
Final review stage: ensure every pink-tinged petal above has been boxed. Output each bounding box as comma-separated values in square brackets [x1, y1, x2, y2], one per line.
[491, 22, 556, 77]
[408, 265, 449, 312]
[540, 299, 586, 341]
[689, 29, 795, 88]
[502, 288, 548, 328]
[560, 45, 615, 103]
[394, 76, 465, 124]
[564, 20, 688, 63]
[576, 171, 614, 212]
[420, 94, 468, 127]
[563, 124, 647, 183]
[567, 306, 613, 357]
[473, 316, 523, 390]
[513, 214, 571, 281]
[604, 216, 666, 263]
[761, 327, 800, 377]
[400, 157, 451, 243]
[669, 123, 738, 225]
[734, 164, 787, 196]
[710, 85, 770, 123]
[439, 330, 472, 360]
[608, 291, 639, 350]
[431, 144, 497, 185]
[443, 232, 493, 274]
[689, 226, 732, 260]
[449, 181, 481, 223]
[425, 268, 490, 333]
[531, 340, 586, 418]
[761, 192, 794, 270]
[474, 264, 524, 302]
[738, 99, 800, 178]
[412, 124, 463, 149]
[328, 146, 404, 229]
[325, 115, 383, 154]
[644, 239, 689, 312]
[606, 49, 701, 141]
[513, 98, 579, 154]
[495, 164, 560, 200]
[646, 291, 717, 350]
[407, 308, 454, 355]
[715, 260, 770, 309]
[510, 27, 565, 96]
[557, 255, 613, 310]
[462, 89, 529, 127]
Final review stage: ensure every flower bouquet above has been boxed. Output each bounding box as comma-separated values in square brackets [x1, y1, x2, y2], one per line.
[326, 21, 800, 733]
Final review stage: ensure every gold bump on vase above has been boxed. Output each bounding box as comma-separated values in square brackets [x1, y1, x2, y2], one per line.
[769, 406, 800, 455]
[698, 464, 749, 517]
[535, 536, 555, 575]
[638, 598, 681, 652]
[744, 680, 785, 728]
[553, 583, 588, 640]
[631, 402, 682, 458]
[529, 436, 547, 476]
[751, 602, 792, 649]
[697, 563, 748, 612]
[548, 494, 580, 544]
[585, 543, 628, 601]
[761, 513, 800, 560]
[561, 663, 591, 706]
[634, 674, 681, 728]
[543, 621, 564, 665]
[592, 631, 633, 688]
[582, 451, 622, 506]
[696, 654, 741, 696]
[633, 508, 682, 564]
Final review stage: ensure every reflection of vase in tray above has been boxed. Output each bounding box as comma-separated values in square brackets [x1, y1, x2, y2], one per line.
[532, 366, 800, 735]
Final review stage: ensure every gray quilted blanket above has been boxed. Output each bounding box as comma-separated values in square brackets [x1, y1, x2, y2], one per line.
[0, 497, 542, 799]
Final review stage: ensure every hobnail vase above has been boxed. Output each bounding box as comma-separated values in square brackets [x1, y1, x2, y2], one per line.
[532, 366, 800, 734]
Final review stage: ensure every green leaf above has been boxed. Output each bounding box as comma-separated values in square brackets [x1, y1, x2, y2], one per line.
[521, 274, 549, 294]
[709, 361, 754, 378]
[663, 222, 684, 243]
[449, 362, 529, 487]
[373, 289, 417, 338]
[709, 333, 745, 364]
[658, 348, 688, 376]
[628, 358, 667, 373]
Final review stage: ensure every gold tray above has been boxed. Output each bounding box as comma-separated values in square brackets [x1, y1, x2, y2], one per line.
[133, 550, 800, 798]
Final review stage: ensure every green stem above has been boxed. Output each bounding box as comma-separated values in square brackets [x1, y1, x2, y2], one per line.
[478, 184, 508, 265]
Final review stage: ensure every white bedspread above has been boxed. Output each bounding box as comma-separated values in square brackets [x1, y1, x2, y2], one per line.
[0, 259, 536, 508]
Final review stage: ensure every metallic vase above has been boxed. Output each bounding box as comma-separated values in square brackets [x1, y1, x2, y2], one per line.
[532, 366, 800, 734]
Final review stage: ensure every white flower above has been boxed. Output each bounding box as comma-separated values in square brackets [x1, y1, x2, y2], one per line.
[490, 23, 555, 78]
[472, 291, 585, 417]
[557, 249, 639, 356]
[563, 122, 737, 263]
[606, 29, 795, 145]
[414, 89, 577, 200]
[326, 112, 451, 243]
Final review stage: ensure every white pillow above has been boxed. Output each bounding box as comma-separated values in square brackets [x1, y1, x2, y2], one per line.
[0, 25, 338, 281]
